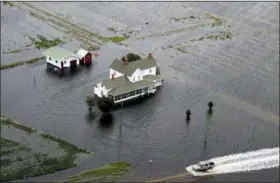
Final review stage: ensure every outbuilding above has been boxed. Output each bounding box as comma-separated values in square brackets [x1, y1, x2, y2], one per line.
[76, 48, 92, 65]
[43, 47, 81, 73]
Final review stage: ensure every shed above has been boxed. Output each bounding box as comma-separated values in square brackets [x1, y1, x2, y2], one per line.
[77, 48, 92, 65]
[42, 47, 80, 69]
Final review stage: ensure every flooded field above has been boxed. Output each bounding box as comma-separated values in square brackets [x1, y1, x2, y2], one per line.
[1, 2, 279, 182]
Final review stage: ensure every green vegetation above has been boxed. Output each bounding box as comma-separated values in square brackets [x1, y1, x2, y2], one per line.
[87, 45, 100, 51]
[103, 36, 127, 43]
[3, 1, 14, 7]
[57, 162, 132, 182]
[170, 16, 189, 22]
[176, 47, 189, 54]
[1, 154, 76, 182]
[0, 115, 93, 182]
[29, 35, 64, 49]
[1, 138, 20, 148]
[85, 95, 97, 111]
[121, 53, 142, 62]
[97, 97, 114, 114]
[0, 117, 36, 134]
[22, 2, 129, 45]
[40, 134, 90, 154]
[205, 12, 223, 27]
[108, 26, 117, 33]
[190, 32, 232, 42]
[4, 49, 22, 54]
[0, 56, 44, 70]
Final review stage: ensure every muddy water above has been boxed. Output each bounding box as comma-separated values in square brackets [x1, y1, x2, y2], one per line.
[1, 2, 279, 182]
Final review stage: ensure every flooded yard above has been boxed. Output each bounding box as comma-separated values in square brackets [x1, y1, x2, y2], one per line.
[1, 2, 279, 182]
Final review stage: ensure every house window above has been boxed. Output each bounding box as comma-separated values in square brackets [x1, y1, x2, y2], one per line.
[149, 69, 152, 73]
[115, 95, 121, 101]
[64, 61, 66, 64]
[136, 89, 142, 94]
[55, 60, 58, 63]
[129, 91, 135, 96]
[101, 84, 103, 87]
[49, 57, 52, 61]
[133, 77, 135, 81]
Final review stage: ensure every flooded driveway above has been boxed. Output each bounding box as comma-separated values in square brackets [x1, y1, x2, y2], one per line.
[1, 2, 279, 182]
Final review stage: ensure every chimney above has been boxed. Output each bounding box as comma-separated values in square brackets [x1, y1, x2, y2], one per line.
[111, 73, 115, 80]
[148, 52, 153, 58]
[123, 57, 128, 65]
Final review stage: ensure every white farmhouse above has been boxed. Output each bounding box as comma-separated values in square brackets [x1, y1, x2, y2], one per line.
[94, 53, 163, 104]
[42, 47, 81, 72]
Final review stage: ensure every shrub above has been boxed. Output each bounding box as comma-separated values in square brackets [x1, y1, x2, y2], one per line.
[121, 53, 142, 62]
[97, 97, 114, 113]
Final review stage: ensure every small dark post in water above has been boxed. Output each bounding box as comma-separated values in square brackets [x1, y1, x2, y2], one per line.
[186, 109, 191, 121]
[208, 101, 214, 113]
[33, 75, 36, 84]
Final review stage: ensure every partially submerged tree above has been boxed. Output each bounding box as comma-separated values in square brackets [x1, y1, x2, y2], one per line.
[97, 97, 114, 114]
[186, 109, 191, 122]
[85, 95, 96, 111]
[121, 53, 141, 62]
[208, 101, 214, 111]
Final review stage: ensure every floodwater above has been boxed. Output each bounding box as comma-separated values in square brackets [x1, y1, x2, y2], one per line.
[1, 2, 279, 182]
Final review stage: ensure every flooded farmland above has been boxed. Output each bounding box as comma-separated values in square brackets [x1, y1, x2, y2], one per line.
[1, 2, 279, 182]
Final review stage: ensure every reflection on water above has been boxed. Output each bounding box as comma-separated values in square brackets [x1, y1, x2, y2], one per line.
[99, 113, 114, 128]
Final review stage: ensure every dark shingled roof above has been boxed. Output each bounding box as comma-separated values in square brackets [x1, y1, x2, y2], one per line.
[108, 79, 154, 96]
[102, 75, 130, 89]
[109, 57, 158, 76]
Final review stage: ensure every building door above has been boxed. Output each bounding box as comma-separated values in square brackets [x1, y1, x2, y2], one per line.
[61, 61, 64, 68]
[70, 60, 77, 68]
[85, 54, 91, 64]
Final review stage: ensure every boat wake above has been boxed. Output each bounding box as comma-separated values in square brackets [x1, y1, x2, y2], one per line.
[186, 147, 279, 176]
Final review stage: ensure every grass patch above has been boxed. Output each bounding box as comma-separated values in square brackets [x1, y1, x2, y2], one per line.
[190, 32, 232, 42]
[170, 16, 189, 22]
[4, 49, 23, 54]
[1, 145, 31, 157]
[3, 1, 14, 7]
[1, 138, 20, 148]
[176, 47, 189, 54]
[30, 35, 64, 49]
[0, 56, 45, 70]
[1, 117, 36, 134]
[205, 12, 223, 27]
[103, 36, 126, 43]
[58, 161, 132, 182]
[1, 154, 76, 182]
[0, 115, 93, 182]
[40, 134, 90, 154]
[108, 26, 117, 33]
[87, 45, 100, 51]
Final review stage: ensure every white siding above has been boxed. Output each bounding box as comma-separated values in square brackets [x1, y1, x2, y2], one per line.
[109, 69, 124, 79]
[46, 56, 62, 68]
[46, 56, 80, 68]
[93, 83, 110, 97]
[128, 69, 142, 82]
[142, 67, 156, 76]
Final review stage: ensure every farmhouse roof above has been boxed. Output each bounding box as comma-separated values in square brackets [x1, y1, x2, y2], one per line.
[42, 47, 78, 60]
[109, 56, 158, 76]
[77, 49, 89, 58]
[102, 75, 131, 89]
[108, 79, 154, 96]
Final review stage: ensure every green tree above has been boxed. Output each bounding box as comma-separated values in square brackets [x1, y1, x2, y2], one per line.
[121, 53, 141, 62]
[97, 97, 114, 113]
[85, 96, 96, 111]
